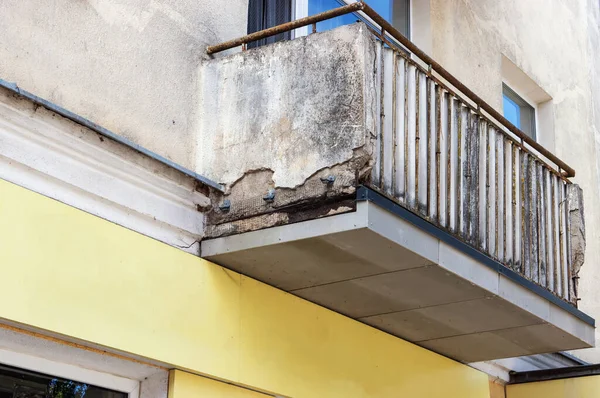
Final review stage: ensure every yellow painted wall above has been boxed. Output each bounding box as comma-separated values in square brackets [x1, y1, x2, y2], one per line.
[507, 376, 600, 398]
[0, 178, 490, 397]
[169, 370, 269, 398]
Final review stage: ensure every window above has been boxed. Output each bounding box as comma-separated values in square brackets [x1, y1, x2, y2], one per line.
[502, 83, 536, 140]
[247, 0, 292, 48]
[0, 364, 127, 398]
[248, 0, 410, 46]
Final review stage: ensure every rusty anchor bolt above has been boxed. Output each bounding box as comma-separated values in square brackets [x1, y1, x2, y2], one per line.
[320, 175, 336, 185]
[218, 199, 231, 212]
[263, 189, 276, 203]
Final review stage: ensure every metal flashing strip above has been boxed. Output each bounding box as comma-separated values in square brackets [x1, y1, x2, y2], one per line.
[356, 185, 595, 327]
[0, 78, 224, 192]
[509, 364, 600, 384]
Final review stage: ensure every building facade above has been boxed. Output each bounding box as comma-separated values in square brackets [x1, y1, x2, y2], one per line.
[0, 0, 599, 397]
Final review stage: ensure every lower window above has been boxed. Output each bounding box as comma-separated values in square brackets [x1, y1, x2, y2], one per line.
[0, 364, 127, 398]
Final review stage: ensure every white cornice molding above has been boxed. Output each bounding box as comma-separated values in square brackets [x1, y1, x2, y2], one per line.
[0, 88, 208, 254]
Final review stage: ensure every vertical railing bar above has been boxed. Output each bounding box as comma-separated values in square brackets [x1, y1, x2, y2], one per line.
[436, 86, 442, 225]
[495, 128, 499, 259]
[519, 151, 531, 277]
[528, 156, 539, 282]
[478, 119, 486, 251]
[415, 69, 420, 210]
[551, 175, 558, 293]
[426, 78, 432, 218]
[502, 138, 507, 262]
[379, 40, 385, 188]
[447, 96, 452, 230]
[543, 168, 550, 288]
[404, 60, 409, 203]
[464, 110, 471, 239]
[512, 144, 517, 270]
[391, 53, 398, 197]
[456, 103, 462, 234]
[485, 124, 491, 253]
[537, 162, 543, 286]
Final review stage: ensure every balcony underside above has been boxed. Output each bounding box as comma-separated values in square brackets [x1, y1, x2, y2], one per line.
[201, 187, 594, 363]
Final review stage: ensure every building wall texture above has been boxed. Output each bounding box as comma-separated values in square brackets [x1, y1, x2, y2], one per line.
[0, 0, 248, 170]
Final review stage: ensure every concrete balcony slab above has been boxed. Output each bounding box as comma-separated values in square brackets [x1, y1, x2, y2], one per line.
[201, 187, 594, 362]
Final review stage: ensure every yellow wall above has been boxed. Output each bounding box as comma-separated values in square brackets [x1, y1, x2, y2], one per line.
[0, 178, 490, 397]
[169, 370, 269, 398]
[507, 376, 600, 398]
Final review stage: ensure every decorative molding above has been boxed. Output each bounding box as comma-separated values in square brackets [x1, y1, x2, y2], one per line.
[0, 88, 208, 254]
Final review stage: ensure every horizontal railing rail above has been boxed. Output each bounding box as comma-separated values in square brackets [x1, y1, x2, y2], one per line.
[206, 0, 575, 178]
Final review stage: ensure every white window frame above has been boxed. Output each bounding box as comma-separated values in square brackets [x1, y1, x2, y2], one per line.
[502, 81, 539, 141]
[0, 349, 140, 398]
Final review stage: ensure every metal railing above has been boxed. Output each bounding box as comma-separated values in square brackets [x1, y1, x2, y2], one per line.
[207, 1, 577, 302]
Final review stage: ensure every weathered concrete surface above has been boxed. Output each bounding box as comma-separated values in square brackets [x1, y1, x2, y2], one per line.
[198, 23, 377, 235]
[0, 0, 248, 169]
[198, 23, 377, 190]
[568, 184, 586, 304]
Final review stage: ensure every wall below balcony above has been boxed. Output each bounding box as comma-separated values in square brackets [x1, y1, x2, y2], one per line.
[419, 0, 600, 363]
[0, 0, 248, 170]
[0, 178, 491, 398]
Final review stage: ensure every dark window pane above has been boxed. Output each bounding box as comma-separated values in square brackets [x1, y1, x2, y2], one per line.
[0, 364, 127, 398]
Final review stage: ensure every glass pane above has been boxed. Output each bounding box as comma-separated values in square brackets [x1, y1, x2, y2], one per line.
[0, 364, 127, 398]
[503, 94, 521, 129]
[308, 0, 358, 33]
[308, 0, 409, 36]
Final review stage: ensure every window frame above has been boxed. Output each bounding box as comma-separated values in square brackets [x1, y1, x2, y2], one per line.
[0, 348, 140, 398]
[502, 82, 537, 141]
[294, 0, 411, 40]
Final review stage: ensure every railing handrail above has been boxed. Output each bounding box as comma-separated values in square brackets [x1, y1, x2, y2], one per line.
[206, 1, 576, 178]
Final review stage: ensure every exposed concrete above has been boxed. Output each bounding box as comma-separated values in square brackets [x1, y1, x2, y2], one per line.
[198, 23, 377, 189]
[568, 184, 586, 304]
[0, 0, 248, 169]
[198, 23, 377, 233]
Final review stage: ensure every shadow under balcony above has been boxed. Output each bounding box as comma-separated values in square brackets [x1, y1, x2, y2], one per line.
[198, 7, 594, 363]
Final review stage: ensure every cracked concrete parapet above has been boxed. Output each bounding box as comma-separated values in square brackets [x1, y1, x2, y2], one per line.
[197, 23, 377, 235]
[568, 184, 585, 304]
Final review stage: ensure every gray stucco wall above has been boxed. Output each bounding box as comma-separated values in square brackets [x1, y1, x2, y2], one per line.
[0, 0, 248, 169]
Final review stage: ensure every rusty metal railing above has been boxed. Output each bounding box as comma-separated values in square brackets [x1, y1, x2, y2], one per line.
[206, 0, 575, 178]
[206, 1, 578, 302]
[372, 47, 574, 301]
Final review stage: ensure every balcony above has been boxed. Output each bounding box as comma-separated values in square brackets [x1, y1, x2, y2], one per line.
[198, 3, 593, 362]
